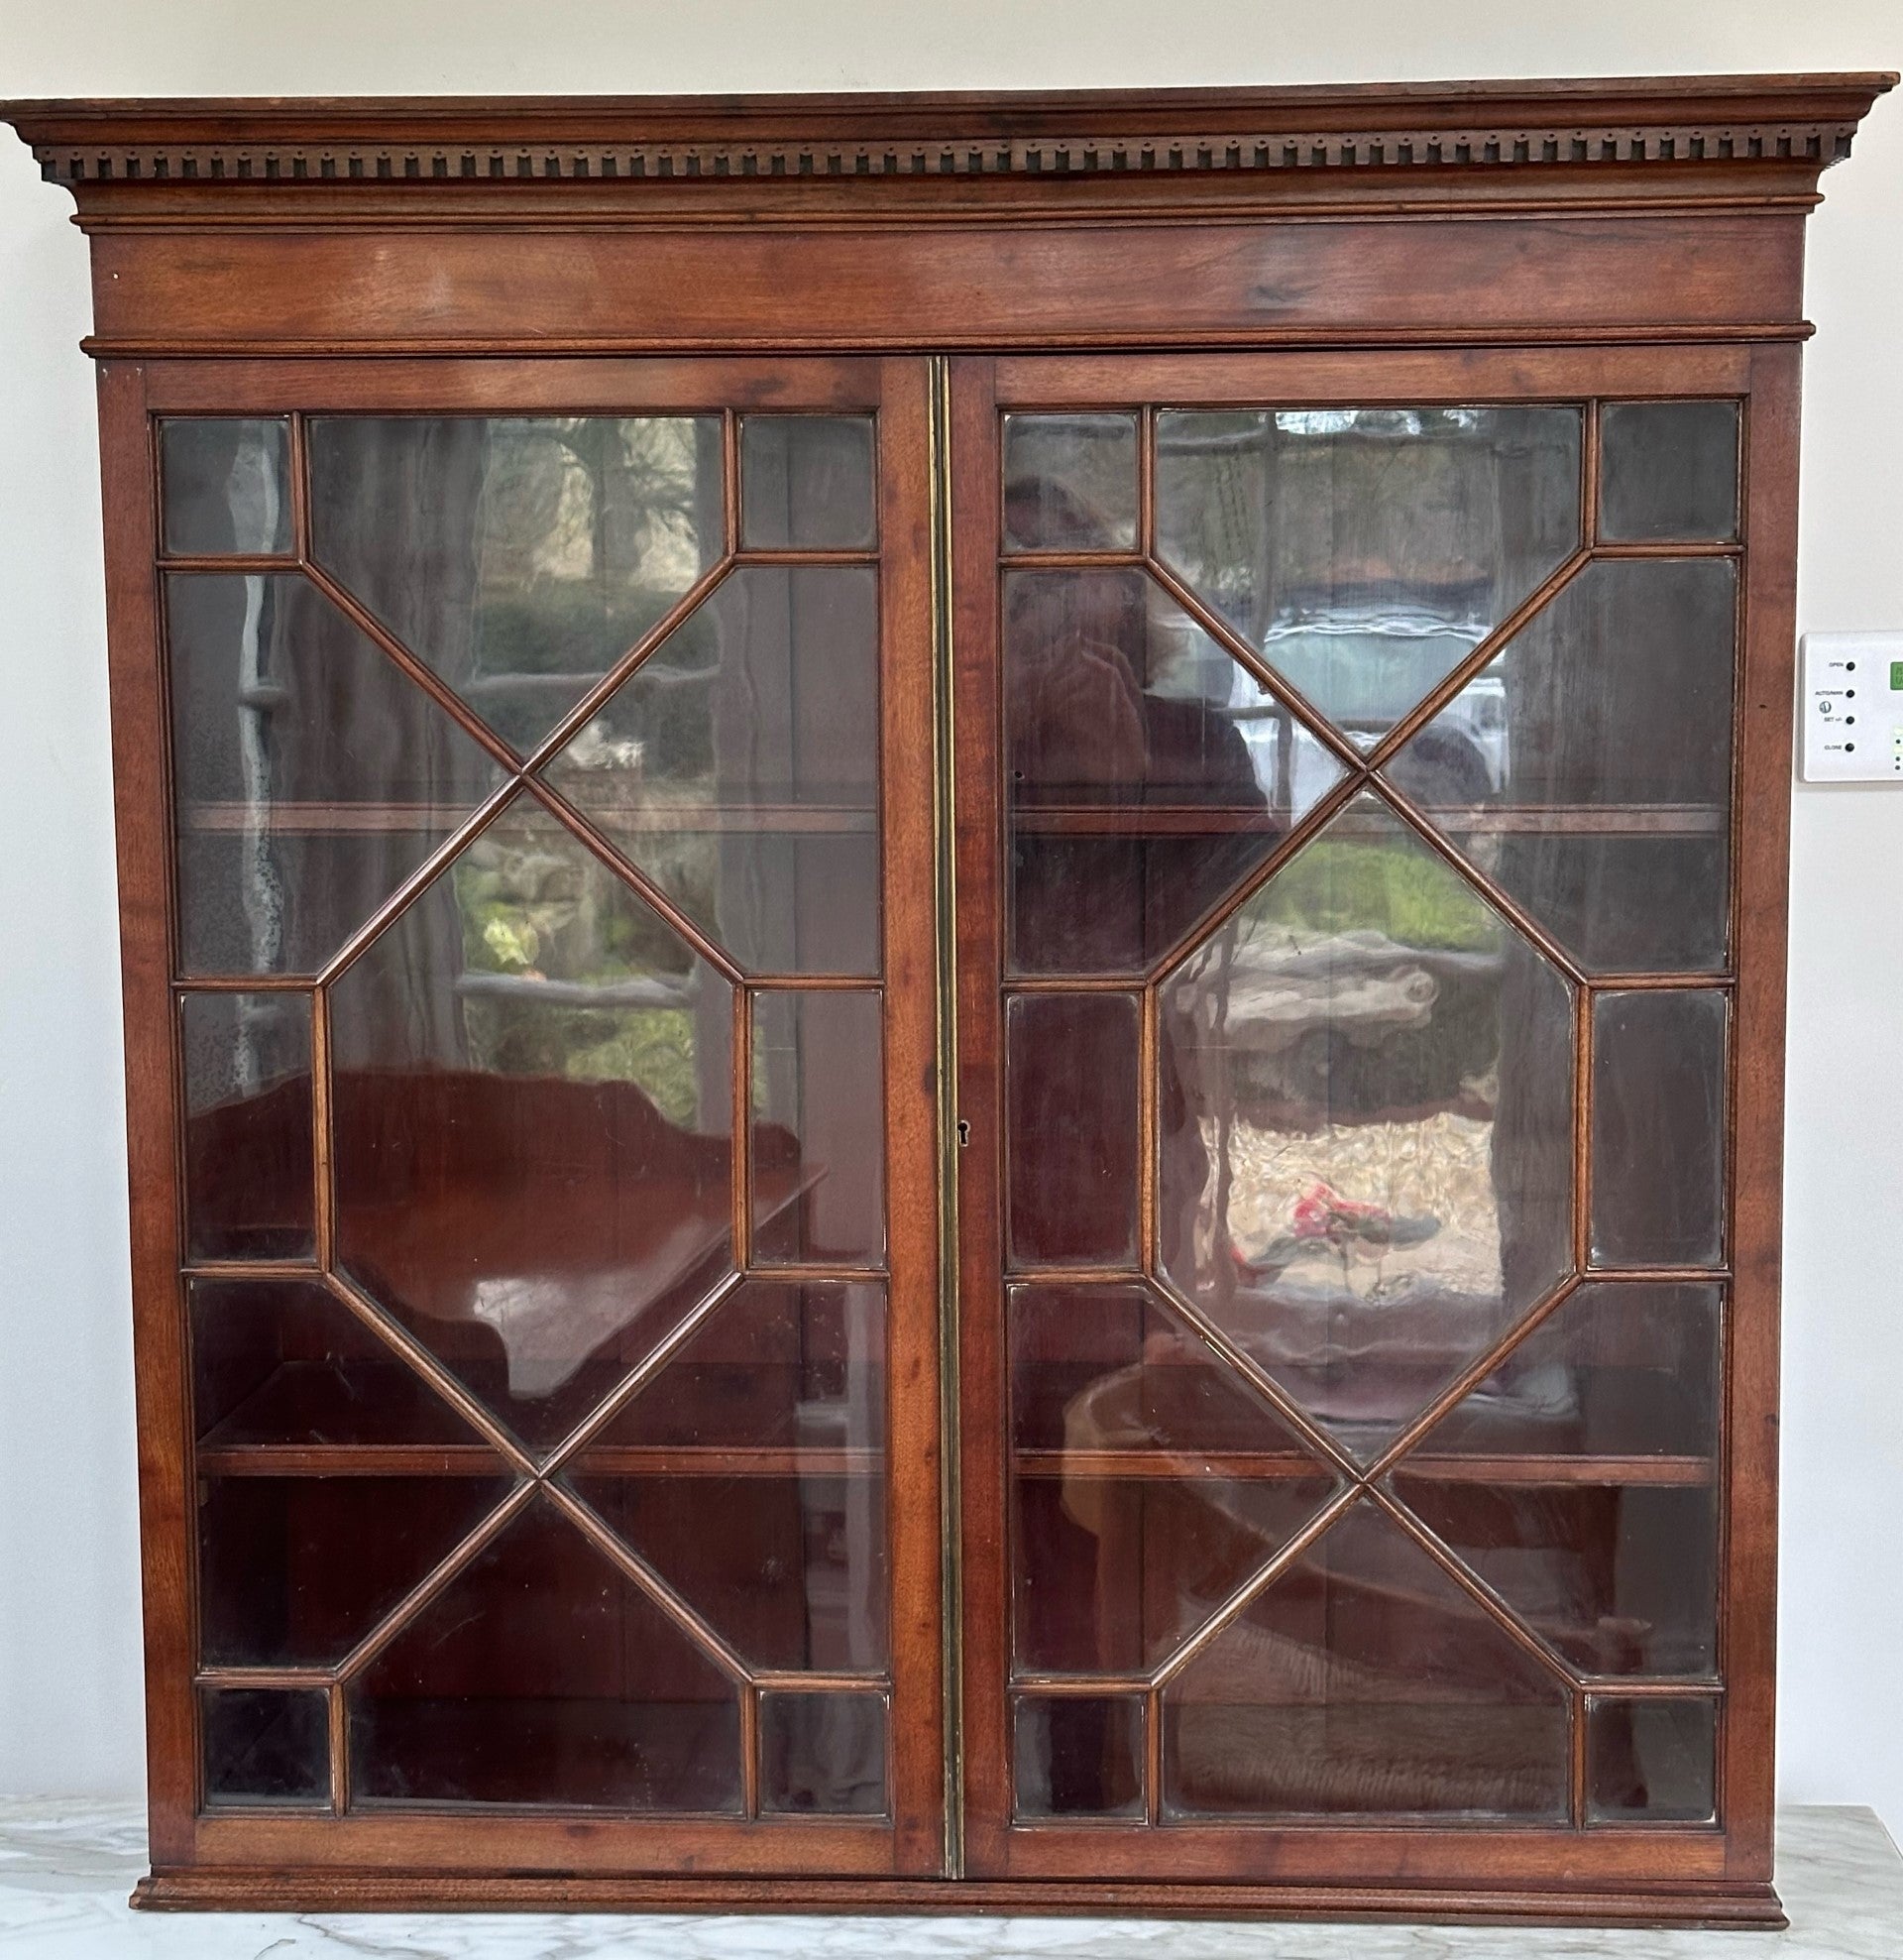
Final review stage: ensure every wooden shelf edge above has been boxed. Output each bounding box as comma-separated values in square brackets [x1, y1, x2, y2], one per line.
[130, 1865, 1788, 1926]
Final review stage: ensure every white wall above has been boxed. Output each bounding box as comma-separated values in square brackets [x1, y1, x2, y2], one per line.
[1, 0, 1898, 1831]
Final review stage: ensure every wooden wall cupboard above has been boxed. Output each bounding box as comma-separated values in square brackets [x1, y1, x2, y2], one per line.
[3, 74, 1891, 1926]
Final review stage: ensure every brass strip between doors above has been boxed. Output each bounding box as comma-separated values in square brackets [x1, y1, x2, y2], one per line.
[928, 352, 966, 1880]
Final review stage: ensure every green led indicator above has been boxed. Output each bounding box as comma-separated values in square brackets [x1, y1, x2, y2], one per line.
[1891, 659, 1903, 691]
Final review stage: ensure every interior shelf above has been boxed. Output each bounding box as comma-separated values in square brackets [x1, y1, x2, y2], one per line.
[177, 800, 878, 835]
[1010, 801, 1730, 838]
[196, 1442, 884, 1478]
[1013, 1447, 1714, 1487]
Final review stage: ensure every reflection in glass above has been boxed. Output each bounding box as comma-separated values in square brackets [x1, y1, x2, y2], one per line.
[1396, 1473, 1718, 1678]
[546, 565, 880, 977]
[168, 573, 500, 977]
[1010, 1284, 1335, 1674]
[1396, 558, 1736, 974]
[1418, 1282, 1721, 1466]
[571, 1475, 887, 1672]
[1587, 1695, 1718, 1822]
[349, 1496, 741, 1810]
[330, 799, 735, 1453]
[201, 1687, 329, 1807]
[1163, 1500, 1570, 1818]
[572, 1287, 888, 1682]
[1156, 406, 1581, 748]
[1005, 567, 1341, 976]
[1600, 402, 1739, 543]
[751, 989, 885, 1267]
[761, 1690, 888, 1814]
[198, 1474, 511, 1669]
[588, 1280, 885, 1453]
[1007, 992, 1140, 1268]
[1003, 414, 1139, 552]
[308, 415, 724, 754]
[1159, 794, 1574, 1458]
[162, 418, 292, 557]
[191, 1278, 488, 1450]
[1592, 990, 1729, 1267]
[1013, 1694, 1145, 1817]
[1396, 1287, 1724, 1689]
[181, 990, 313, 1261]
[740, 415, 877, 550]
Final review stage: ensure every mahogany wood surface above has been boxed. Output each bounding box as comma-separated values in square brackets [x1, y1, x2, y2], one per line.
[3, 73, 1888, 1924]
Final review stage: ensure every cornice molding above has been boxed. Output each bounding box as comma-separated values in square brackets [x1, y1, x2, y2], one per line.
[3, 74, 1892, 197]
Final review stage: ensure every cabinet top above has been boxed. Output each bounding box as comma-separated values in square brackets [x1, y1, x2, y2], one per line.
[2, 73, 1892, 216]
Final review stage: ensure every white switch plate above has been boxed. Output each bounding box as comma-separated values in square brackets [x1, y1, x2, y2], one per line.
[1800, 632, 1903, 782]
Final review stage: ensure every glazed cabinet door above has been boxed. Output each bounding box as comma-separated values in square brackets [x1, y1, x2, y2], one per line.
[113, 357, 944, 1877]
[951, 349, 1782, 1889]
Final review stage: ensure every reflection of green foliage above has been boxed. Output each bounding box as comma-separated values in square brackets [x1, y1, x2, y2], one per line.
[481, 915, 539, 971]
[449, 822, 711, 1122]
[1249, 840, 1498, 952]
[458, 999, 703, 1121]
[476, 588, 720, 679]
[561, 1007, 700, 1122]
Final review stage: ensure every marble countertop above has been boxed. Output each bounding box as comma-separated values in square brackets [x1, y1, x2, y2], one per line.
[1, 1802, 1897, 1958]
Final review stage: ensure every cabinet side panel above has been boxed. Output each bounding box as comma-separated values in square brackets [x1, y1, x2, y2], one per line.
[1723, 342, 1800, 1878]
[96, 360, 197, 1863]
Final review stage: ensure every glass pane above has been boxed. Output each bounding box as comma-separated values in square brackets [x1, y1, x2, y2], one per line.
[1163, 1500, 1570, 1818]
[1156, 406, 1581, 748]
[198, 1474, 511, 1669]
[1396, 1474, 1719, 1678]
[1013, 1694, 1144, 1817]
[751, 988, 885, 1267]
[1005, 566, 1342, 976]
[588, 1279, 884, 1453]
[1395, 557, 1736, 975]
[349, 1497, 741, 1810]
[168, 572, 501, 977]
[760, 1690, 887, 1815]
[330, 798, 735, 1455]
[308, 415, 724, 754]
[1417, 1282, 1721, 1467]
[545, 564, 880, 976]
[1158, 793, 1575, 1459]
[161, 418, 291, 557]
[1600, 402, 1739, 543]
[1003, 413, 1139, 552]
[201, 1687, 328, 1807]
[191, 1278, 489, 1450]
[740, 415, 877, 550]
[1010, 1284, 1335, 1674]
[1395, 1275, 1723, 1689]
[1592, 990, 1729, 1267]
[569, 1473, 887, 1673]
[1007, 992, 1139, 1268]
[181, 990, 313, 1261]
[1588, 1695, 1718, 1823]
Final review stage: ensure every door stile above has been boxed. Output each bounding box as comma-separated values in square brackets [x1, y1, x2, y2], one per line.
[945, 357, 1014, 1878]
[877, 354, 951, 1876]
[97, 357, 200, 1869]
[1719, 342, 1800, 1879]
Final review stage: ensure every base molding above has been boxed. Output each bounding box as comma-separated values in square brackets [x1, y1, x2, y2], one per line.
[132, 1868, 1788, 1928]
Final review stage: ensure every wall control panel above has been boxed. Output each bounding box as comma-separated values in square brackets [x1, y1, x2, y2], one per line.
[1801, 632, 1903, 782]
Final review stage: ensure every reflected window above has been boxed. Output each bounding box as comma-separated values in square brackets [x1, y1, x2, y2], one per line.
[1156, 406, 1581, 749]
